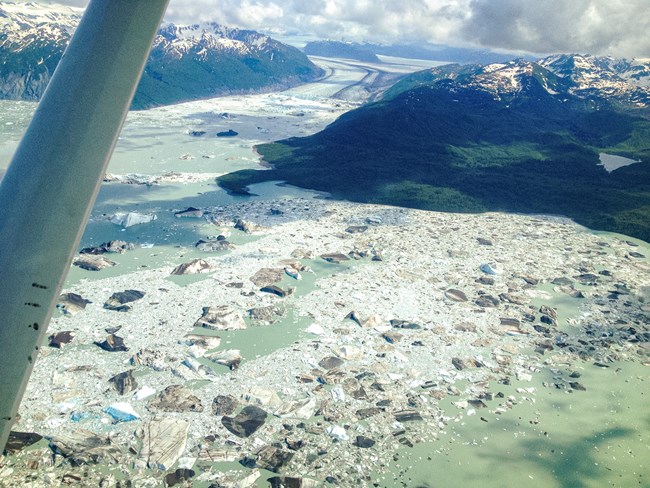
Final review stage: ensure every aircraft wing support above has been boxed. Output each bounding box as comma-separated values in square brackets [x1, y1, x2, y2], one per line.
[0, 0, 169, 451]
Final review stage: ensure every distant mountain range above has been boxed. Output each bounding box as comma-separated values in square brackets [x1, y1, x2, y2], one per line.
[219, 54, 650, 241]
[381, 55, 650, 108]
[303, 40, 536, 65]
[0, 2, 324, 109]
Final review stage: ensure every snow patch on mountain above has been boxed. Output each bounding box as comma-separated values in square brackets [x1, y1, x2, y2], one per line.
[473, 60, 535, 96]
[540, 54, 650, 107]
[428, 54, 650, 107]
[0, 2, 323, 107]
[0, 1, 80, 40]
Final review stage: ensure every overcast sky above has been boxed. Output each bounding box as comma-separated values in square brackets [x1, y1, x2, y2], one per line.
[37, 0, 650, 58]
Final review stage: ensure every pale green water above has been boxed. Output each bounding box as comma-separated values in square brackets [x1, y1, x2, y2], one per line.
[599, 153, 642, 173]
[373, 237, 650, 488]
[110, 127, 259, 175]
[376, 361, 649, 488]
[192, 258, 357, 371]
[0, 101, 261, 174]
[66, 180, 327, 285]
[2, 81, 649, 487]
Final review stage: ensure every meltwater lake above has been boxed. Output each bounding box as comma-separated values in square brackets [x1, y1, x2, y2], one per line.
[0, 56, 648, 488]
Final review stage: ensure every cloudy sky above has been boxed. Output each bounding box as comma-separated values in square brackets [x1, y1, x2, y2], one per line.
[37, 0, 650, 58]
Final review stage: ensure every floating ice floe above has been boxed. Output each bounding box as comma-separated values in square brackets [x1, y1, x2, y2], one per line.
[284, 266, 302, 280]
[326, 425, 349, 441]
[273, 397, 316, 419]
[480, 263, 499, 275]
[109, 211, 157, 228]
[104, 402, 140, 422]
[140, 418, 189, 470]
[306, 323, 325, 335]
[133, 386, 156, 401]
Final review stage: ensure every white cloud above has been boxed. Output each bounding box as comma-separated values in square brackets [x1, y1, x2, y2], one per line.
[461, 0, 650, 57]
[29, 0, 650, 57]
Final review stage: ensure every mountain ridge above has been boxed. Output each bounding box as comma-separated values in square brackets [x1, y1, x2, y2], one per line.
[0, 2, 324, 109]
[383, 55, 650, 108]
[219, 54, 650, 242]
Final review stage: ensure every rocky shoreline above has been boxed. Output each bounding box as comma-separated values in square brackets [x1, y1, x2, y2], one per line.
[1, 198, 648, 487]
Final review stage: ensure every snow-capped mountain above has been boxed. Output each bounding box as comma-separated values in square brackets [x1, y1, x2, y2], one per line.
[158, 23, 281, 55]
[221, 56, 650, 243]
[539, 54, 650, 107]
[0, 2, 81, 99]
[385, 54, 650, 109]
[466, 59, 566, 98]
[0, 1, 80, 31]
[0, 2, 323, 109]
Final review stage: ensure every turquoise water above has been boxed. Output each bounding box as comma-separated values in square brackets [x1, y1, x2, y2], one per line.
[65, 179, 326, 285]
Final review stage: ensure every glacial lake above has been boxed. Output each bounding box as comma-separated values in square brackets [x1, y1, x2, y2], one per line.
[376, 359, 649, 488]
[0, 56, 648, 488]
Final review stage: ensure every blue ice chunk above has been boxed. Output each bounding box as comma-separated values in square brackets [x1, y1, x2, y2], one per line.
[70, 411, 91, 422]
[103, 402, 140, 422]
[480, 263, 498, 275]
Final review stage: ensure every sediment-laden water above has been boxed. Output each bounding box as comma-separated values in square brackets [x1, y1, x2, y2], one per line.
[0, 57, 648, 488]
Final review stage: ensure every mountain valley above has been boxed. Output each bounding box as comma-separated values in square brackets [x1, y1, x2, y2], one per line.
[0, 3, 648, 487]
[0, 2, 323, 109]
[220, 55, 650, 241]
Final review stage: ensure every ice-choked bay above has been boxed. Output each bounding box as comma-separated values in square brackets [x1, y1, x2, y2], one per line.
[0, 56, 648, 488]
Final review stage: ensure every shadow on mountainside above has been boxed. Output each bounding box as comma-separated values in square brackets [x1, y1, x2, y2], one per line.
[217, 85, 650, 242]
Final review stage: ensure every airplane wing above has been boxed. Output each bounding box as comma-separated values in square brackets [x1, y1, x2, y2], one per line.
[0, 0, 169, 451]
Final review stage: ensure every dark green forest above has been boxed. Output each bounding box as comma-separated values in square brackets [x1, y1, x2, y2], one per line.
[219, 68, 650, 242]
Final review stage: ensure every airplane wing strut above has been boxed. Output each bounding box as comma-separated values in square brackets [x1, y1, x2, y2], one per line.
[0, 0, 169, 451]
